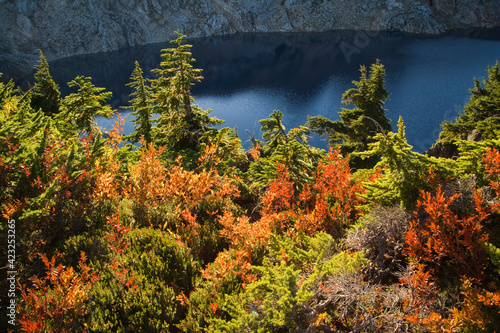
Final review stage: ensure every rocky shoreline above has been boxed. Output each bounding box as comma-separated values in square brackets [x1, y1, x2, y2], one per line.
[1, 0, 499, 81]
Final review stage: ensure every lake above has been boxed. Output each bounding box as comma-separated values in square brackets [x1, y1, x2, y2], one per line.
[45, 29, 500, 152]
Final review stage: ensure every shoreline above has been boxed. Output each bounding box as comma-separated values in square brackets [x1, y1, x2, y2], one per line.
[3, 26, 500, 84]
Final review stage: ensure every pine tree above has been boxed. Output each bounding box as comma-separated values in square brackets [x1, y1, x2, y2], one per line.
[126, 61, 153, 144]
[59, 76, 114, 135]
[308, 60, 391, 169]
[30, 50, 61, 116]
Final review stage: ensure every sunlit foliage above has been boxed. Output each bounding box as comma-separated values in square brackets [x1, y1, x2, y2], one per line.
[3, 43, 500, 332]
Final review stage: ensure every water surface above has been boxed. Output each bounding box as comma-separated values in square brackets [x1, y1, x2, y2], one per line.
[46, 30, 500, 152]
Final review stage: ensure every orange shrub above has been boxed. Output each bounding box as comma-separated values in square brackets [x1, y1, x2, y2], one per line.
[261, 149, 365, 237]
[404, 187, 490, 282]
[18, 252, 98, 333]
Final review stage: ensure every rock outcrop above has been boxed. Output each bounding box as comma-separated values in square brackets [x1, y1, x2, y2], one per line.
[1, 0, 499, 80]
[425, 142, 460, 159]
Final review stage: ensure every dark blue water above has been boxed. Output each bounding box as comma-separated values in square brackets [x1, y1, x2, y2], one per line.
[45, 30, 500, 152]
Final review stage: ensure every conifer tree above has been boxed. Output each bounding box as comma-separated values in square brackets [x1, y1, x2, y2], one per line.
[150, 31, 222, 151]
[250, 110, 320, 187]
[126, 61, 153, 144]
[260, 110, 289, 152]
[308, 60, 391, 169]
[0, 73, 16, 106]
[441, 61, 500, 143]
[152, 31, 203, 121]
[30, 50, 61, 116]
[59, 76, 114, 135]
[260, 110, 310, 154]
[358, 117, 455, 210]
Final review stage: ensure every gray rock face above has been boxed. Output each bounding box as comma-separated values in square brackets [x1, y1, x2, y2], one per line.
[1, 0, 499, 79]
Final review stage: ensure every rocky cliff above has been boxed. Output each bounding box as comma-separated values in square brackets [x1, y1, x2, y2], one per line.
[1, 0, 499, 80]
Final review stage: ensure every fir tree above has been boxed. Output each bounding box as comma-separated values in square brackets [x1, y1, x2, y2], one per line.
[259, 110, 310, 154]
[250, 110, 320, 187]
[260, 110, 290, 153]
[441, 61, 500, 143]
[308, 60, 391, 169]
[126, 61, 153, 144]
[150, 31, 222, 151]
[358, 117, 455, 210]
[0, 73, 16, 106]
[152, 31, 203, 121]
[59, 76, 114, 135]
[30, 50, 61, 116]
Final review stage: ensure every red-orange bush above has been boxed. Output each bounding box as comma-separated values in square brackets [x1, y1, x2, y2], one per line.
[400, 263, 441, 327]
[127, 142, 168, 210]
[164, 157, 240, 209]
[218, 210, 271, 251]
[18, 252, 98, 333]
[261, 149, 365, 237]
[484, 147, 500, 199]
[200, 248, 257, 290]
[262, 163, 295, 214]
[128, 144, 240, 229]
[404, 187, 490, 281]
[91, 117, 124, 204]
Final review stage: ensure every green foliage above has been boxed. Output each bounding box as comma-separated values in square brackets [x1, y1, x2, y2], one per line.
[308, 60, 391, 169]
[0, 92, 61, 207]
[151, 31, 223, 153]
[180, 278, 224, 332]
[358, 117, 455, 210]
[152, 31, 203, 120]
[209, 233, 367, 332]
[0, 94, 48, 200]
[126, 61, 153, 144]
[0, 73, 17, 105]
[18, 132, 108, 262]
[59, 76, 114, 134]
[0, 85, 112, 284]
[6, 34, 500, 333]
[198, 126, 248, 175]
[30, 50, 61, 116]
[482, 241, 500, 277]
[216, 262, 299, 332]
[455, 139, 500, 185]
[249, 110, 323, 188]
[441, 61, 500, 143]
[259, 110, 308, 153]
[85, 227, 198, 332]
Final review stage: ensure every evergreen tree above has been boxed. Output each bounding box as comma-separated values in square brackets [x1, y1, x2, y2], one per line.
[30, 50, 61, 116]
[150, 31, 222, 152]
[152, 31, 202, 120]
[260, 110, 290, 153]
[59, 76, 114, 135]
[250, 110, 321, 187]
[441, 61, 500, 143]
[0, 73, 16, 106]
[126, 61, 153, 144]
[308, 60, 391, 169]
[358, 117, 455, 210]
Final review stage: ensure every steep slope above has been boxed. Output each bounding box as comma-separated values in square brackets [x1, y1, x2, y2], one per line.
[1, 0, 499, 80]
